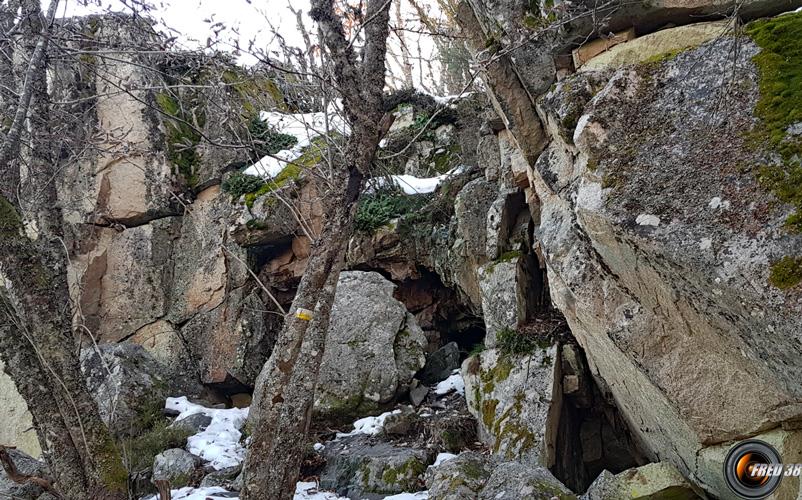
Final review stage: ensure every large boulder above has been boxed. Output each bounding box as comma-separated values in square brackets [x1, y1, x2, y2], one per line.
[526, 28, 802, 497]
[152, 448, 203, 489]
[425, 452, 574, 500]
[582, 462, 701, 500]
[462, 346, 560, 466]
[315, 271, 427, 419]
[319, 435, 434, 499]
[80, 343, 202, 436]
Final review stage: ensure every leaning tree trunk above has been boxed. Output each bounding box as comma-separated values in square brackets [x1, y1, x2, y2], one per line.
[241, 0, 392, 496]
[0, 1, 127, 498]
[241, 162, 364, 499]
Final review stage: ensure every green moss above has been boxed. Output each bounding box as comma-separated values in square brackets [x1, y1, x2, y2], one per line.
[460, 460, 486, 480]
[355, 186, 430, 233]
[496, 327, 551, 355]
[155, 91, 203, 186]
[485, 250, 522, 274]
[96, 437, 128, 492]
[481, 399, 499, 428]
[120, 419, 192, 473]
[746, 13, 802, 231]
[379, 457, 426, 491]
[643, 47, 686, 64]
[222, 68, 287, 114]
[0, 196, 22, 236]
[222, 172, 265, 199]
[496, 421, 536, 456]
[769, 256, 802, 289]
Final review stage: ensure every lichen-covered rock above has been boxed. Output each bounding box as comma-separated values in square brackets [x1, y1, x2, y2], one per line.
[80, 343, 202, 436]
[477, 258, 520, 347]
[525, 30, 802, 497]
[462, 346, 560, 466]
[582, 462, 701, 500]
[579, 21, 729, 72]
[425, 452, 498, 500]
[315, 271, 427, 418]
[152, 448, 202, 488]
[319, 435, 433, 499]
[68, 218, 180, 343]
[200, 465, 242, 488]
[481, 461, 575, 500]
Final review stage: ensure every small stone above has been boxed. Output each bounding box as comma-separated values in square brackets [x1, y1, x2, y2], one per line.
[230, 393, 252, 408]
[383, 406, 417, 435]
[200, 465, 242, 488]
[563, 374, 580, 394]
[410, 384, 429, 406]
[635, 214, 660, 227]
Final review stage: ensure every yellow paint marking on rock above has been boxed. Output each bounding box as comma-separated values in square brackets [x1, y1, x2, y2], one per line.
[295, 308, 313, 321]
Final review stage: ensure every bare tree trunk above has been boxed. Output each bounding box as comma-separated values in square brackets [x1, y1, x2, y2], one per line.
[241, 0, 392, 498]
[0, 1, 127, 498]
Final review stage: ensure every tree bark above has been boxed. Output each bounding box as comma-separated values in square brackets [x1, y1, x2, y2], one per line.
[0, 1, 127, 498]
[241, 0, 392, 497]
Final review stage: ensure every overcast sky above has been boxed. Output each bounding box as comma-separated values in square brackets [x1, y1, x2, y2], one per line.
[61, 0, 312, 64]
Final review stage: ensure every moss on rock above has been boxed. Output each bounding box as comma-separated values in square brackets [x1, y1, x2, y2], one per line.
[769, 256, 802, 289]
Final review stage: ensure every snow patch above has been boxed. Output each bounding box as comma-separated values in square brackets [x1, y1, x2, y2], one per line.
[243, 106, 349, 178]
[294, 481, 348, 499]
[336, 410, 402, 438]
[313, 442, 325, 452]
[165, 397, 248, 470]
[382, 492, 429, 500]
[143, 486, 232, 500]
[368, 166, 465, 195]
[708, 197, 730, 210]
[635, 214, 660, 227]
[433, 453, 457, 467]
[572, 114, 591, 145]
[435, 370, 464, 396]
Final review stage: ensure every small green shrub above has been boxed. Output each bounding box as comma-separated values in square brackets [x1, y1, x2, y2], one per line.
[769, 256, 802, 290]
[468, 343, 486, 357]
[222, 172, 265, 199]
[120, 419, 192, 473]
[249, 116, 298, 158]
[355, 186, 429, 233]
[496, 327, 544, 356]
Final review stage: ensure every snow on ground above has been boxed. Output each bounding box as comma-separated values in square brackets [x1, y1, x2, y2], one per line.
[383, 493, 429, 500]
[336, 409, 402, 438]
[166, 397, 249, 470]
[433, 453, 457, 467]
[294, 481, 348, 500]
[368, 166, 465, 195]
[434, 370, 465, 396]
[243, 106, 349, 178]
[144, 486, 232, 500]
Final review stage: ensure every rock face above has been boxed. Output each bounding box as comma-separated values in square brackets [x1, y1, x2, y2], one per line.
[80, 343, 202, 435]
[531, 35, 802, 495]
[455, 2, 802, 495]
[463, 347, 560, 466]
[315, 271, 427, 418]
[0, 363, 40, 458]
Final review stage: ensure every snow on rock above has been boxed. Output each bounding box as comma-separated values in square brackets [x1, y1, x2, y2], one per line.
[369, 166, 465, 195]
[143, 486, 232, 500]
[294, 482, 349, 500]
[336, 409, 402, 438]
[435, 370, 465, 396]
[165, 397, 248, 470]
[433, 453, 457, 467]
[243, 107, 349, 178]
[635, 214, 660, 227]
[382, 493, 429, 500]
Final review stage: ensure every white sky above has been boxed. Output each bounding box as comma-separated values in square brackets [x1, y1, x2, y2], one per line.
[62, 0, 312, 64]
[60, 0, 444, 90]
